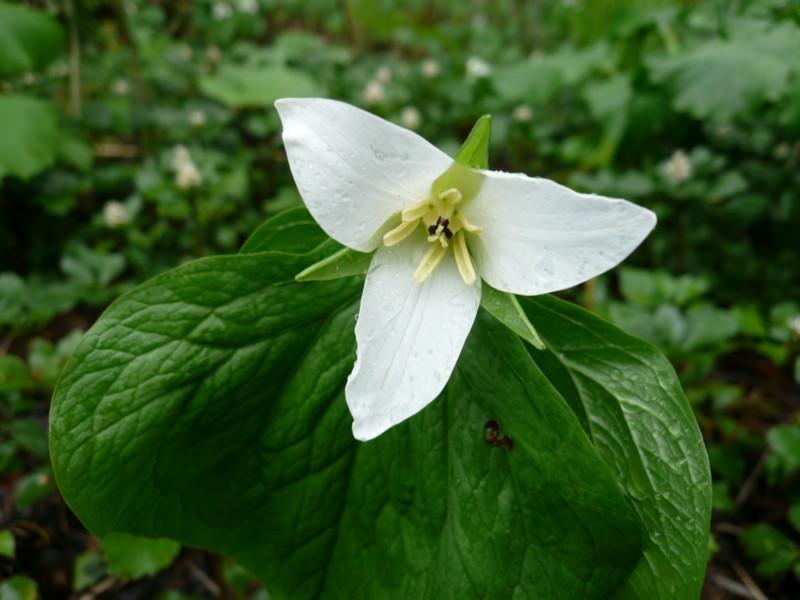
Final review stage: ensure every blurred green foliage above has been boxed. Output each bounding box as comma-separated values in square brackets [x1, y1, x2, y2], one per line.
[1, 0, 799, 596]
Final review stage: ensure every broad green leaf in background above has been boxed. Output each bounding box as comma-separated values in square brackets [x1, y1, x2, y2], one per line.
[0, 96, 61, 181]
[200, 65, 320, 109]
[51, 211, 651, 599]
[0, 355, 35, 392]
[0, 529, 15, 559]
[0, 2, 63, 77]
[493, 43, 612, 104]
[649, 22, 800, 120]
[72, 550, 106, 592]
[101, 532, 181, 579]
[522, 297, 711, 599]
[0, 575, 37, 600]
[15, 466, 55, 509]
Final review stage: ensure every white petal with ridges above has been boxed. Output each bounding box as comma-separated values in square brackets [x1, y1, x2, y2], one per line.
[346, 236, 481, 441]
[275, 98, 453, 252]
[463, 171, 656, 295]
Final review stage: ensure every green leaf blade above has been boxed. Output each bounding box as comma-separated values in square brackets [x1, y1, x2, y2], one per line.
[51, 211, 646, 599]
[522, 296, 711, 599]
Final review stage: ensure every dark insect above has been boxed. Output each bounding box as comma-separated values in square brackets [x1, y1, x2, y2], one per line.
[484, 419, 514, 450]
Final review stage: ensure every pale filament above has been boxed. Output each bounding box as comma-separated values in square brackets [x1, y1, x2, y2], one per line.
[382, 187, 481, 285]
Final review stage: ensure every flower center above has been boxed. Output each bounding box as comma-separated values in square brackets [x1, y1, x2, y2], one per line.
[382, 187, 481, 285]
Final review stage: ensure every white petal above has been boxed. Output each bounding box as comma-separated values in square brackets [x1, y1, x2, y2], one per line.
[463, 171, 656, 295]
[346, 237, 481, 441]
[275, 98, 452, 252]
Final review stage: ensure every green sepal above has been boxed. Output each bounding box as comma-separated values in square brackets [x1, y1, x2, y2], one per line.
[295, 247, 373, 281]
[480, 282, 546, 350]
[454, 114, 492, 169]
[454, 115, 545, 350]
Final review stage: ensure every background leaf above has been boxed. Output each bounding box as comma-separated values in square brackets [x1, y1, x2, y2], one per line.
[0, 2, 63, 77]
[0, 96, 61, 181]
[101, 533, 181, 579]
[200, 65, 320, 108]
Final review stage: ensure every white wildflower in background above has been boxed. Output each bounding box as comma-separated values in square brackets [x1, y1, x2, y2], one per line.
[238, 0, 259, 14]
[362, 80, 385, 105]
[103, 201, 130, 228]
[774, 143, 790, 159]
[112, 78, 130, 96]
[172, 145, 202, 190]
[189, 110, 207, 128]
[275, 98, 655, 440]
[664, 149, 692, 185]
[49, 63, 70, 77]
[400, 106, 421, 130]
[788, 316, 800, 338]
[421, 58, 440, 78]
[513, 104, 533, 122]
[23, 72, 36, 86]
[375, 66, 392, 84]
[466, 56, 492, 78]
[714, 123, 732, 139]
[206, 45, 222, 63]
[178, 44, 194, 61]
[471, 14, 488, 28]
[213, 1, 233, 19]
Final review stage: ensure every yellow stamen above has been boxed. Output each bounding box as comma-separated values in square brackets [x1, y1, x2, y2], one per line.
[453, 232, 476, 285]
[455, 211, 482, 233]
[438, 188, 463, 205]
[414, 242, 448, 283]
[383, 220, 418, 246]
[402, 198, 432, 222]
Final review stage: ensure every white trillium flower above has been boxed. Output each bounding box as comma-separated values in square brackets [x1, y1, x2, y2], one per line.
[275, 98, 656, 441]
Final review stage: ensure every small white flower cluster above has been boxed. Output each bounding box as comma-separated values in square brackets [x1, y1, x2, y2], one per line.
[421, 58, 440, 78]
[466, 56, 492, 78]
[189, 110, 207, 128]
[103, 201, 130, 228]
[513, 104, 533, 123]
[400, 106, 421, 130]
[363, 67, 392, 106]
[238, 0, 259, 14]
[664, 149, 692, 185]
[112, 78, 130, 96]
[206, 45, 222, 64]
[172, 145, 202, 190]
[212, 1, 232, 20]
[788, 316, 800, 338]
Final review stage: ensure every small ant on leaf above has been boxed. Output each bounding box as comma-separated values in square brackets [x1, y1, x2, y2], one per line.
[484, 419, 514, 450]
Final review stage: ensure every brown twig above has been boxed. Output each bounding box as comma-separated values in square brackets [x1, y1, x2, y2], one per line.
[708, 571, 761, 599]
[186, 559, 221, 597]
[732, 561, 769, 600]
[735, 450, 768, 509]
[64, 0, 82, 117]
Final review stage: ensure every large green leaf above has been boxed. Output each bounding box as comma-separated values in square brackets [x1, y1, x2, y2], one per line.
[492, 44, 613, 103]
[522, 297, 711, 599]
[0, 95, 60, 180]
[200, 65, 320, 108]
[51, 212, 648, 598]
[0, 2, 63, 77]
[649, 22, 800, 120]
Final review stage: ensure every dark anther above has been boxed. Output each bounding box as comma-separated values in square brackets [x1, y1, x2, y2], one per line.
[428, 224, 437, 235]
[441, 218, 450, 227]
[444, 228, 453, 240]
[435, 216, 442, 225]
